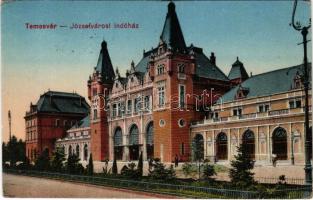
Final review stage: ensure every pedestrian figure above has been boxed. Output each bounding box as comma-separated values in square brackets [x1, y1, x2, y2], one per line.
[272, 154, 277, 167]
[174, 154, 179, 168]
[148, 158, 153, 171]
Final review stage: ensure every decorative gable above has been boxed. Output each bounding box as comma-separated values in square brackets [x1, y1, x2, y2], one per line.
[235, 85, 249, 100]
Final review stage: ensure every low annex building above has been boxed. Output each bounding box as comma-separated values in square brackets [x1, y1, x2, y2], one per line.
[191, 64, 312, 165]
[56, 115, 91, 162]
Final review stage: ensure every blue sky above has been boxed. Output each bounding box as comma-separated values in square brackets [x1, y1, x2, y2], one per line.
[1, 0, 311, 141]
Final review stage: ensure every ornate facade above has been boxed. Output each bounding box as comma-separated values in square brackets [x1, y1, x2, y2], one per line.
[87, 2, 232, 162]
[191, 64, 312, 165]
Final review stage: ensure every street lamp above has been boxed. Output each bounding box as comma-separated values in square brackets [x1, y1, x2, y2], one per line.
[290, 0, 312, 186]
[291, 132, 295, 165]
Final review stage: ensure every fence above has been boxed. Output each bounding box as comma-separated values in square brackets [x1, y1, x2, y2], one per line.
[4, 169, 312, 199]
[255, 177, 305, 185]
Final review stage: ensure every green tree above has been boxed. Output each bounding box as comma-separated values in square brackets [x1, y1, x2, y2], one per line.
[65, 153, 84, 174]
[148, 158, 176, 181]
[229, 144, 255, 188]
[87, 153, 94, 176]
[35, 148, 50, 171]
[137, 151, 143, 176]
[50, 147, 65, 172]
[192, 135, 204, 179]
[112, 156, 118, 175]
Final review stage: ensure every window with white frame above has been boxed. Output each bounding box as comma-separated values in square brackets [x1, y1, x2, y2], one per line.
[232, 107, 242, 116]
[178, 63, 185, 73]
[158, 86, 165, 107]
[258, 104, 270, 113]
[157, 64, 165, 75]
[289, 99, 302, 109]
[127, 99, 132, 114]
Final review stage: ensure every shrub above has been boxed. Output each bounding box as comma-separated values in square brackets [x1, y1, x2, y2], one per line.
[202, 164, 216, 180]
[121, 162, 140, 179]
[148, 158, 176, 181]
[182, 162, 197, 178]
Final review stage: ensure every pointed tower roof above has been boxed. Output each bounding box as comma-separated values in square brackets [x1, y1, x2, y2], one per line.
[160, 2, 186, 52]
[95, 40, 115, 83]
[228, 57, 249, 80]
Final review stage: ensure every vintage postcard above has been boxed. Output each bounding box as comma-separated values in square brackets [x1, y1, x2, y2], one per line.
[1, 0, 312, 198]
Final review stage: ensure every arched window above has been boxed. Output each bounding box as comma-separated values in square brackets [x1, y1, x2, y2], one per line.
[76, 145, 80, 158]
[272, 127, 287, 160]
[216, 132, 228, 160]
[114, 127, 123, 160]
[146, 122, 154, 159]
[192, 134, 204, 162]
[84, 144, 88, 161]
[242, 130, 255, 159]
[129, 124, 139, 160]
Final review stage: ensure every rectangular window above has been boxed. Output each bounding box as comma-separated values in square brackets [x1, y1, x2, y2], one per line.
[93, 88, 97, 96]
[179, 85, 185, 109]
[180, 143, 185, 155]
[93, 109, 98, 120]
[55, 119, 60, 127]
[157, 64, 165, 75]
[117, 102, 122, 117]
[265, 104, 270, 112]
[214, 112, 218, 119]
[127, 100, 132, 114]
[145, 96, 150, 110]
[158, 86, 165, 107]
[295, 99, 301, 108]
[289, 100, 295, 109]
[112, 104, 117, 117]
[258, 105, 264, 113]
[233, 108, 242, 116]
[134, 97, 142, 113]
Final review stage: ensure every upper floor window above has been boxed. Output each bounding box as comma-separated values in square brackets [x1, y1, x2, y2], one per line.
[233, 107, 242, 116]
[258, 104, 270, 113]
[127, 100, 132, 114]
[158, 86, 165, 107]
[134, 97, 141, 113]
[179, 85, 185, 109]
[92, 88, 97, 96]
[93, 109, 98, 120]
[144, 96, 150, 110]
[112, 104, 117, 117]
[289, 99, 302, 109]
[178, 64, 185, 73]
[157, 64, 165, 75]
[55, 119, 60, 127]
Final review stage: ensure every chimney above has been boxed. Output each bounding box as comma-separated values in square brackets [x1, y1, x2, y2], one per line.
[210, 52, 216, 65]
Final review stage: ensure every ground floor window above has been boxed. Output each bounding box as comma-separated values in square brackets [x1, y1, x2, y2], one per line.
[242, 130, 255, 159]
[272, 127, 287, 160]
[216, 132, 228, 160]
[192, 134, 204, 161]
[129, 124, 139, 160]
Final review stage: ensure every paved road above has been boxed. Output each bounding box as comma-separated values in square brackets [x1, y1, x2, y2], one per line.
[3, 173, 174, 198]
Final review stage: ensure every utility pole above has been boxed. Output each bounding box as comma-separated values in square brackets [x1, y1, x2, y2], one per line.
[8, 110, 11, 142]
[290, 0, 312, 186]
